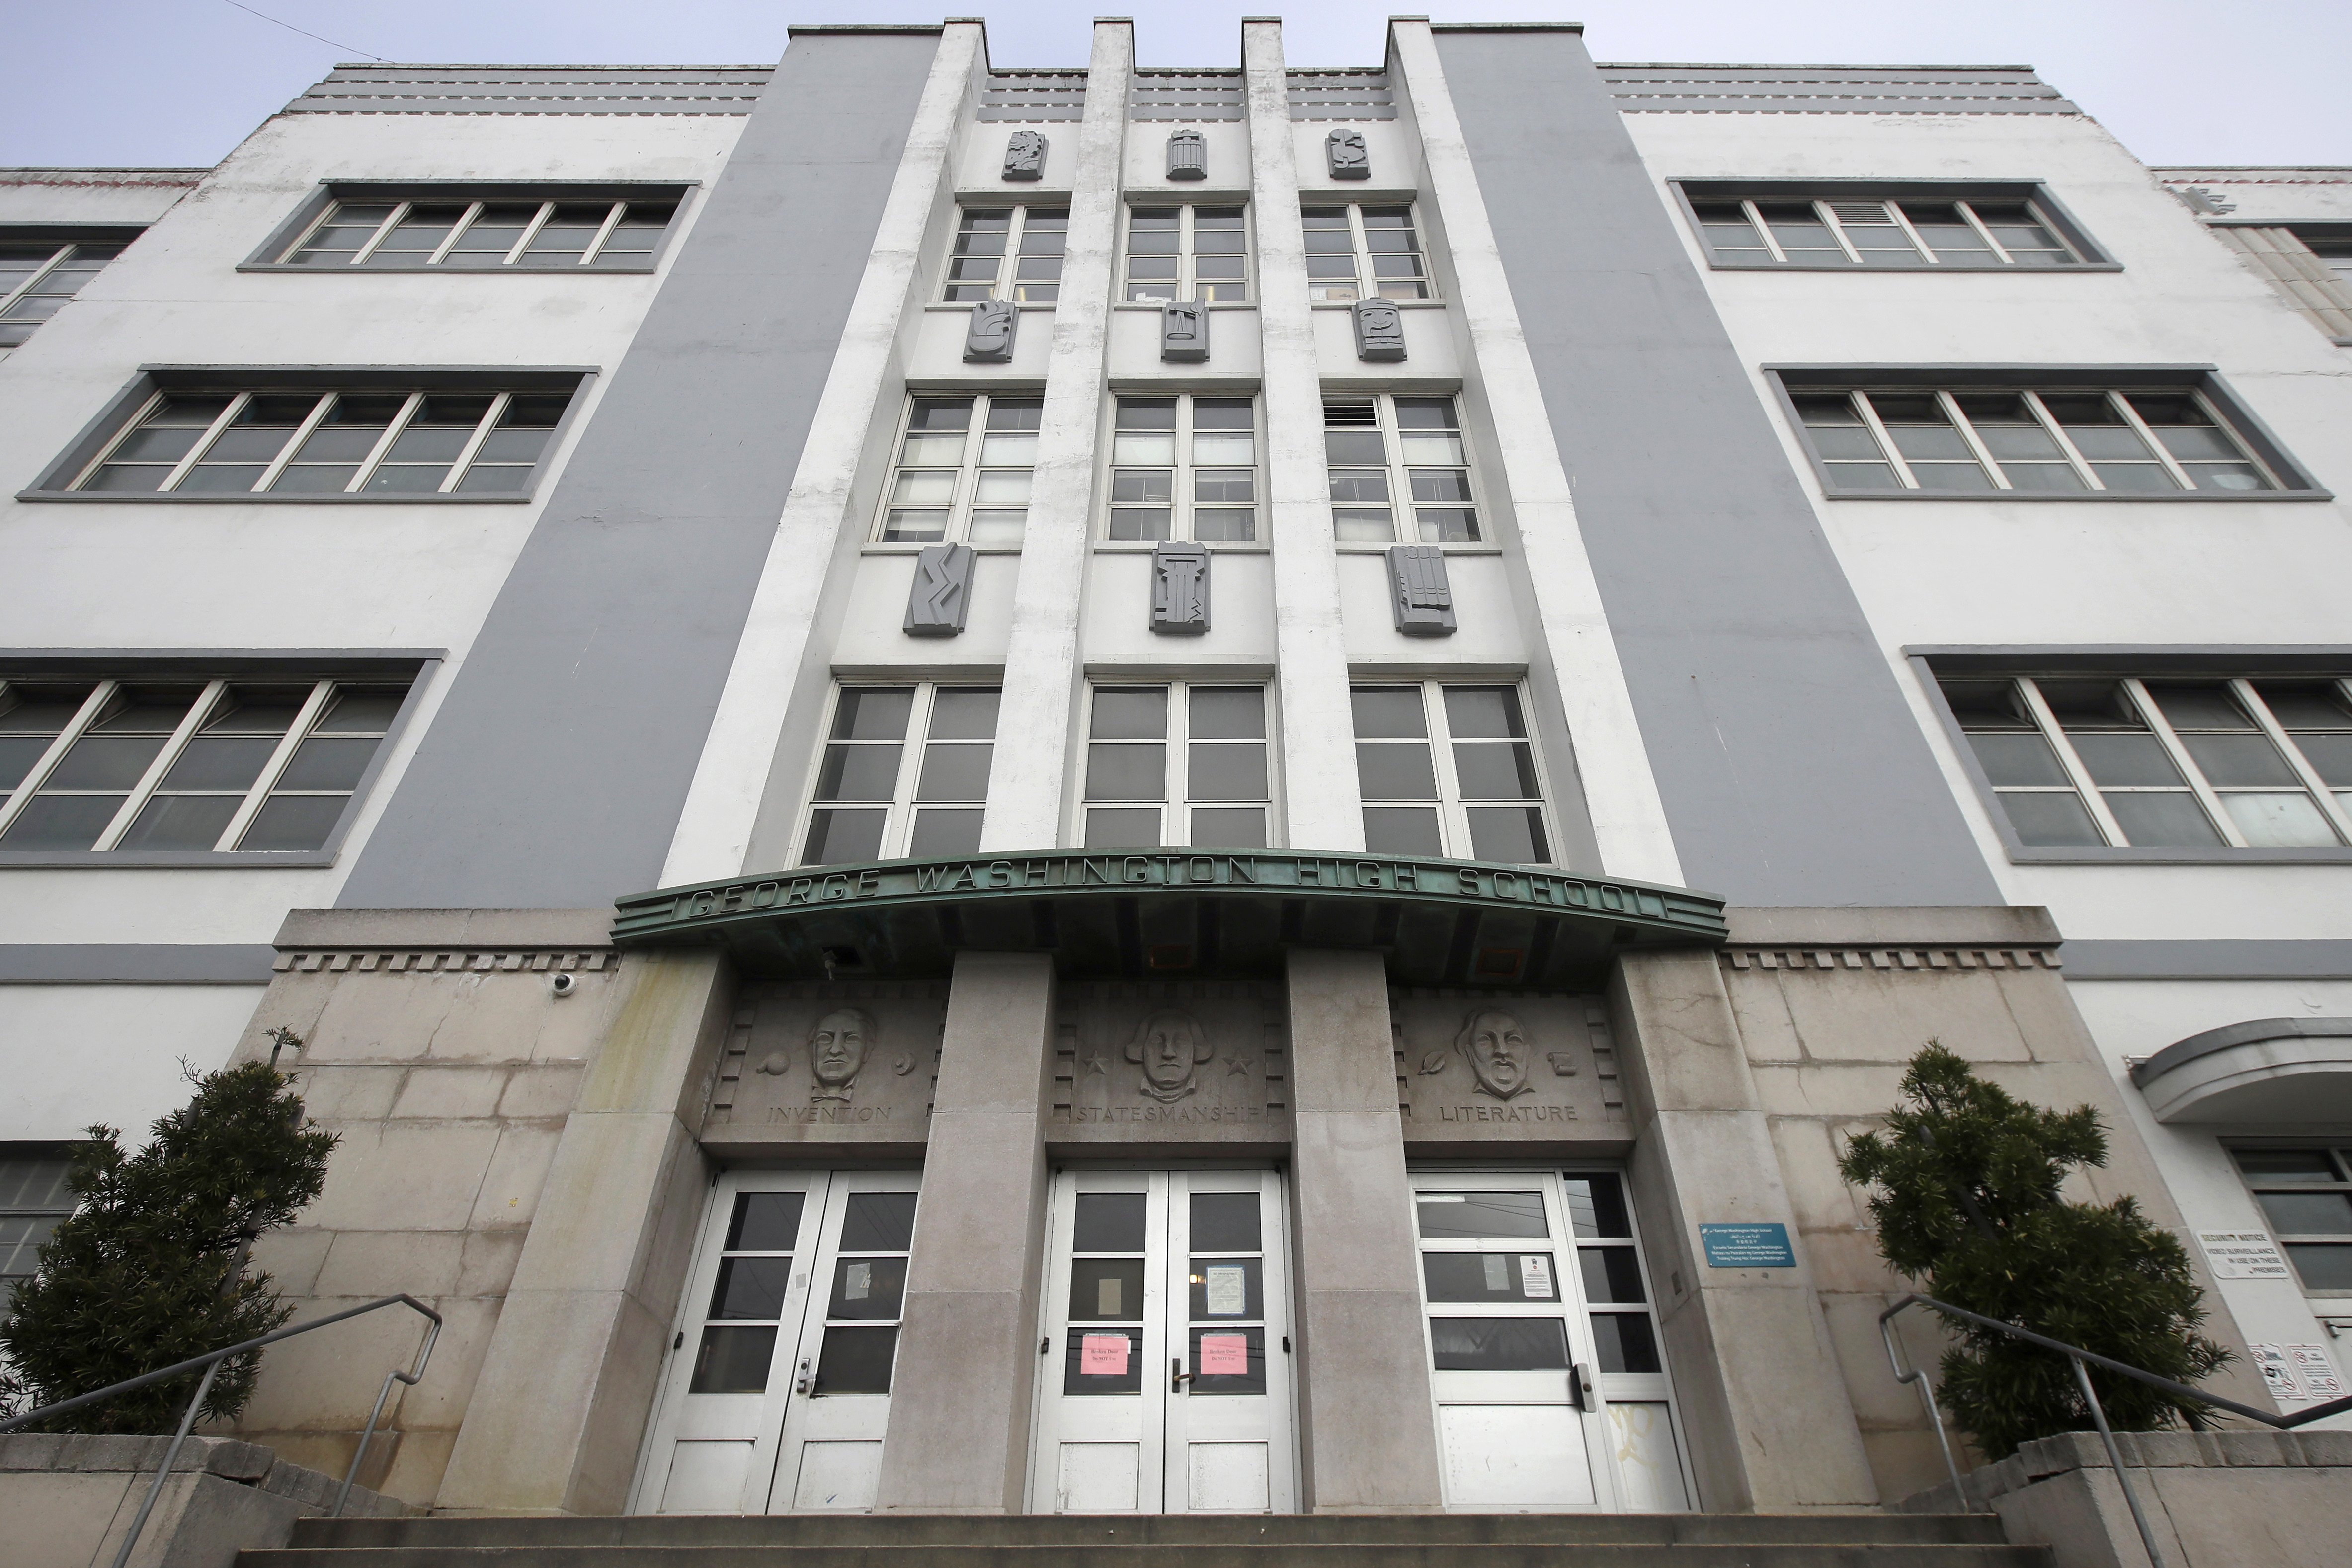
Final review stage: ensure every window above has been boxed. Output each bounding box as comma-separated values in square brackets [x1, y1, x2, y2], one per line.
[2229, 1148, 2352, 1296]
[275, 196, 678, 269]
[799, 684, 998, 866]
[877, 394, 1040, 545]
[942, 206, 1068, 303]
[1124, 205, 1249, 302]
[0, 675, 414, 855]
[1325, 395, 1479, 543]
[1080, 683, 1272, 850]
[1, 1149, 74, 1310]
[0, 239, 128, 349]
[1352, 683, 1551, 864]
[1106, 396, 1258, 542]
[1787, 383, 2290, 495]
[1940, 676, 2352, 851]
[1683, 187, 2088, 268]
[1301, 204, 1431, 302]
[66, 385, 575, 495]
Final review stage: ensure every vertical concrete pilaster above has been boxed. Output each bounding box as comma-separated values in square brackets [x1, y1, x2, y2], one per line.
[982, 21, 1135, 851]
[436, 951, 733, 1514]
[1285, 949, 1444, 1511]
[1243, 18, 1364, 854]
[874, 951, 1058, 1513]
[1610, 949, 1879, 1511]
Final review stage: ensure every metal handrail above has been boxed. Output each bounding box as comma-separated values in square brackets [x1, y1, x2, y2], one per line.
[0, 1293, 441, 1568]
[1881, 1291, 2352, 1568]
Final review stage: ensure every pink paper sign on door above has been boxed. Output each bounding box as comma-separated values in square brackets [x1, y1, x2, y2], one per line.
[1079, 1332, 1130, 1375]
[1198, 1333, 1249, 1376]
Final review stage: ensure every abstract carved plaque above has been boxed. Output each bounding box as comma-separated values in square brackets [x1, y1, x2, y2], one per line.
[1393, 993, 1623, 1135]
[1161, 300, 1209, 363]
[1127, 1009, 1217, 1102]
[1167, 128, 1207, 181]
[1151, 542, 1210, 634]
[1387, 545, 1455, 636]
[1351, 296, 1405, 361]
[1003, 130, 1048, 181]
[964, 298, 1017, 363]
[904, 543, 974, 637]
[1327, 129, 1369, 180]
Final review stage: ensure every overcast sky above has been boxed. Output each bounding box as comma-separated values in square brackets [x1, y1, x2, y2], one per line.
[4, 0, 2346, 171]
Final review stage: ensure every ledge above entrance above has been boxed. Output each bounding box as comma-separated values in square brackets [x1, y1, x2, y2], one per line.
[611, 850, 1727, 989]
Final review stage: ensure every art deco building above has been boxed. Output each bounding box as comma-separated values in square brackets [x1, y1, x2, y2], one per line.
[1, 16, 2347, 1526]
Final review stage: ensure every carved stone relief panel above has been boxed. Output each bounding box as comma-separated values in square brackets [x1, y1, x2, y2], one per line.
[1160, 299, 1210, 363]
[1166, 128, 1208, 181]
[1387, 544, 1454, 635]
[1351, 297, 1406, 362]
[964, 299, 1018, 363]
[1391, 990, 1626, 1139]
[1326, 129, 1369, 180]
[704, 982, 944, 1149]
[1003, 130, 1048, 181]
[1052, 982, 1288, 1143]
[1150, 542, 1210, 633]
[904, 542, 975, 637]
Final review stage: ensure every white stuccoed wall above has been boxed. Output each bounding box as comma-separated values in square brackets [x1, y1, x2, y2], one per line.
[0, 984, 268, 1141]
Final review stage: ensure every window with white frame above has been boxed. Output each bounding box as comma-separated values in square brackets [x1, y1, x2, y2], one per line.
[2228, 1147, 2352, 1297]
[1688, 192, 2083, 268]
[1, 1148, 75, 1310]
[942, 206, 1069, 303]
[276, 195, 678, 269]
[0, 675, 412, 854]
[1352, 683, 1551, 863]
[1301, 204, 1431, 302]
[1325, 395, 1479, 542]
[68, 386, 573, 495]
[0, 239, 128, 349]
[878, 394, 1041, 545]
[1106, 395, 1258, 542]
[798, 685, 998, 866]
[1124, 205, 1249, 302]
[1790, 385, 2283, 494]
[1080, 683, 1272, 850]
[1940, 676, 2352, 850]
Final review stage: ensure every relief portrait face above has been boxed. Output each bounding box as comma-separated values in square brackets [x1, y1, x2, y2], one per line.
[1457, 1008, 1531, 1100]
[809, 1008, 876, 1089]
[1360, 301, 1399, 332]
[1128, 1009, 1213, 1101]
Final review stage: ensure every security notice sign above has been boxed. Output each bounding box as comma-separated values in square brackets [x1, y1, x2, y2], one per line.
[2198, 1231, 2292, 1280]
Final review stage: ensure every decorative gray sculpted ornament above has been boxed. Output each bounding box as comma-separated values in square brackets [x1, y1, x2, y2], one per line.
[1327, 129, 1369, 180]
[1161, 300, 1209, 362]
[1002, 130, 1047, 181]
[1166, 128, 1207, 181]
[1150, 542, 1210, 634]
[808, 1007, 877, 1106]
[964, 298, 1017, 363]
[1386, 545, 1455, 635]
[1126, 1009, 1215, 1102]
[1351, 297, 1405, 361]
[1456, 1007, 1533, 1101]
[904, 543, 974, 637]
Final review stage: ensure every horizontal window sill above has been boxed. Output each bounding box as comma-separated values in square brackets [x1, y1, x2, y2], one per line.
[1708, 260, 2122, 273]
[1334, 543, 1503, 554]
[1819, 488, 2334, 503]
[16, 491, 538, 504]
[924, 301, 1060, 312]
[1112, 301, 1260, 311]
[2004, 846, 2352, 865]
[863, 542, 1026, 554]
[0, 850, 337, 868]
[235, 264, 656, 275]
[1094, 541, 1270, 553]
[1309, 299, 1448, 309]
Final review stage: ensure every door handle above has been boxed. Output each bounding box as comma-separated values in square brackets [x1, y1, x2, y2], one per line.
[1171, 1357, 1193, 1394]
[795, 1356, 814, 1395]
[1570, 1361, 1594, 1412]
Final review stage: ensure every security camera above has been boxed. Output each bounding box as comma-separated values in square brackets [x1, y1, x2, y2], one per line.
[550, 972, 579, 997]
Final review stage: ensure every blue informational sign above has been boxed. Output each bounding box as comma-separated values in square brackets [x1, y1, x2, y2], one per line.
[1700, 1222, 1796, 1268]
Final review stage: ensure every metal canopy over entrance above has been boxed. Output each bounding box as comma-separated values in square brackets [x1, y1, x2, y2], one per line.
[613, 850, 1726, 988]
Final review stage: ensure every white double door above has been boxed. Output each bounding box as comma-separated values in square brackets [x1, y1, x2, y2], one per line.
[1029, 1169, 1297, 1514]
[634, 1169, 919, 1514]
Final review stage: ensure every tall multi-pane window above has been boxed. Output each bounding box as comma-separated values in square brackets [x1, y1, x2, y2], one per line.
[1690, 196, 2081, 267]
[1106, 396, 1258, 542]
[2229, 1148, 2352, 1297]
[1, 1150, 74, 1309]
[1124, 206, 1249, 302]
[1300, 204, 1431, 302]
[799, 685, 999, 866]
[1324, 396, 1479, 542]
[278, 197, 677, 268]
[73, 387, 571, 495]
[941, 207, 1069, 303]
[877, 394, 1041, 545]
[1080, 684, 1272, 850]
[1941, 676, 2352, 850]
[1352, 683, 1551, 863]
[0, 676, 410, 853]
[1791, 386, 2279, 494]
[0, 241, 127, 349]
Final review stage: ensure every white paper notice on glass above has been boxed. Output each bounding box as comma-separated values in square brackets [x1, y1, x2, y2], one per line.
[1097, 1275, 1123, 1316]
[1520, 1255, 1555, 1299]
[2252, 1344, 2301, 1398]
[1205, 1264, 1247, 1316]
[2199, 1231, 2292, 1280]
[2288, 1345, 2344, 1398]
[1080, 1332, 1130, 1376]
[1482, 1255, 1509, 1292]
[844, 1261, 871, 1301]
[1199, 1333, 1249, 1376]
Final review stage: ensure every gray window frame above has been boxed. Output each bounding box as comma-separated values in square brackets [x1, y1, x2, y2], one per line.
[1, 1143, 76, 1310]
[241, 182, 694, 274]
[1770, 366, 2329, 501]
[2223, 1141, 2352, 1302]
[0, 225, 143, 350]
[1672, 179, 2115, 271]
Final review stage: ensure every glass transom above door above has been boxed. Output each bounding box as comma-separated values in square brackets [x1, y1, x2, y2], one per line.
[1031, 1169, 1296, 1514]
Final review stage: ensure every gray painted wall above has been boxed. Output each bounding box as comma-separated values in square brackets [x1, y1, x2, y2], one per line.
[338, 31, 940, 910]
[1434, 27, 2002, 908]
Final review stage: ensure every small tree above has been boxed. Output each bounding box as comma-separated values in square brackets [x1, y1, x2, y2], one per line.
[1839, 1042, 2228, 1459]
[0, 1046, 337, 1433]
